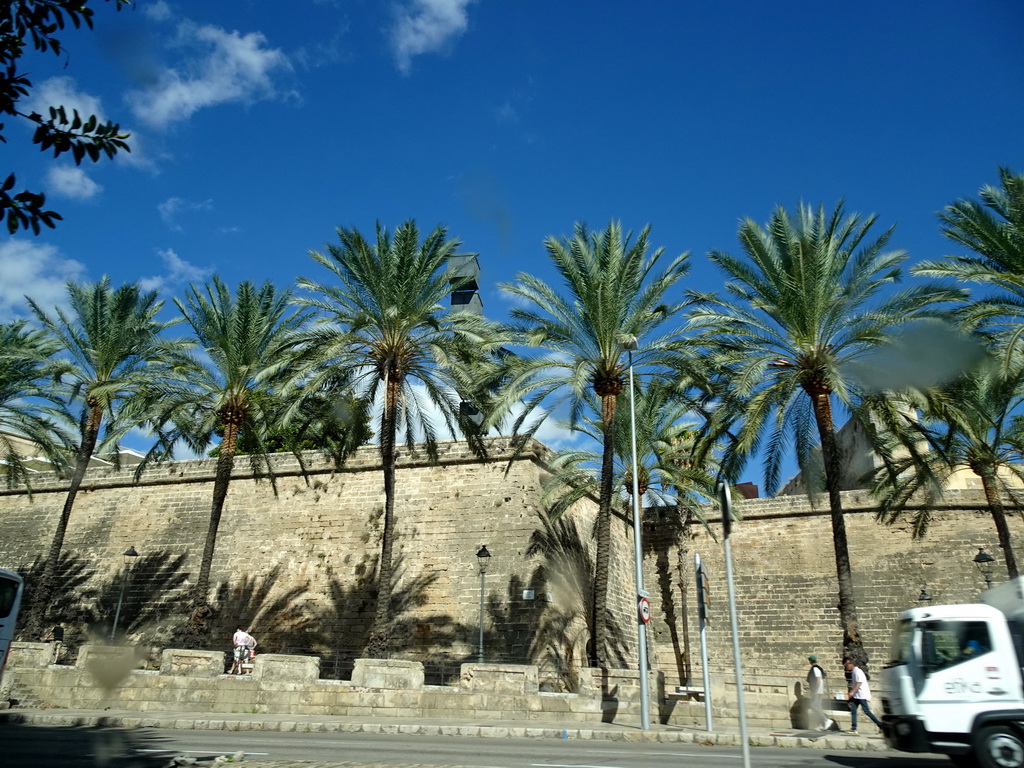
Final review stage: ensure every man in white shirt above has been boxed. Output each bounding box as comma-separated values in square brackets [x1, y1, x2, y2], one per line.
[230, 627, 256, 674]
[844, 657, 882, 734]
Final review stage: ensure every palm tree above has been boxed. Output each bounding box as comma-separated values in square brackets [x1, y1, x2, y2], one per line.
[294, 220, 505, 657]
[495, 221, 690, 666]
[542, 379, 716, 526]
[540, 378, 717, 669]
[27, 278, 186, 621]
[0, 320, 68, 489]
[871, 353, 1024, 578]
[913, 168, 1024, 350]
[146, 277, 312, 639]
[688, 202, 961, 666]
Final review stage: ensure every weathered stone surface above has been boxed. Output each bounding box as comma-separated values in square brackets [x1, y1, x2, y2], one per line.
[253, 654, 320, 683]
[160, 648, 224, 678]
[351, 658, 424, 689]
[460, 663, 538, 694]
[0, 434, 1016, 714]
[5, 642, 52, 669]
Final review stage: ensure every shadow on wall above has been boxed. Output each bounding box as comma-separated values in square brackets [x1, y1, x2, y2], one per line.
[10, 511, 619, 690]
[15, 551, 190, 653]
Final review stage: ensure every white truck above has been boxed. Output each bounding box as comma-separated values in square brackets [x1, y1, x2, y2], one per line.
[882, 577, 1024, 768]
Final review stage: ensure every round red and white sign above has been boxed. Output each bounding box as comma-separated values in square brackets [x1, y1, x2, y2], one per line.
[638, 596, 651, 624]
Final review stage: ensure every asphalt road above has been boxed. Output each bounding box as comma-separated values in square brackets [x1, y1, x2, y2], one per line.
[1, 721, 952, 768]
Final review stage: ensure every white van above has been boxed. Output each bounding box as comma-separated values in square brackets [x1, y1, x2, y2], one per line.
[0, 568, 25, 683]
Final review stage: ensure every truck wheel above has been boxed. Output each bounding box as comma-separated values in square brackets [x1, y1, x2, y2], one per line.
[977, 725, 1024, 768]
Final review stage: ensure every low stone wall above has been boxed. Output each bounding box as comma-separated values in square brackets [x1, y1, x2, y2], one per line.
[3, 644, 676, 726]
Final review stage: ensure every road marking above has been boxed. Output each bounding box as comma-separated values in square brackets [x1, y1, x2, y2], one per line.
[138, 749, 270, 756]
[584, 750, 741, 760]
[532, 763, 627, 768]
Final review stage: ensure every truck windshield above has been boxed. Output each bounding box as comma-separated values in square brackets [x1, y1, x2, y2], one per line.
[888, 619, 913, 666]
[919, 620, 992, 674]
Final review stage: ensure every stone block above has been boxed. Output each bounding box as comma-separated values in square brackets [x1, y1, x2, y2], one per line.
[460, 662, 539, 694]
[252, 654, 321, 683]
[160, 648, 224, 678]
[351, 658, 424, 689]
[7, 642, 53, 669]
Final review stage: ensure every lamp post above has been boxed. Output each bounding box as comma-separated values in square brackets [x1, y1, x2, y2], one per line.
[974, 547, 996, 589]
[111, 546, 139, 642]
[476, 545, 490, 663]
[623, 337, 650, 731]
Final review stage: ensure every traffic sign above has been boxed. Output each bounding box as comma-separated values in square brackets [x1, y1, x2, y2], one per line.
[638, 596, 651, 624]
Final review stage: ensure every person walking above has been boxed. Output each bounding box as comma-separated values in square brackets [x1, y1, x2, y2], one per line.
[805, 655, 829, 730]
[844, 657, 882, 734]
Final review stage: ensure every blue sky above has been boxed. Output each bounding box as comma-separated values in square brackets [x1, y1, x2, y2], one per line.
[4, 1, 1023, 483]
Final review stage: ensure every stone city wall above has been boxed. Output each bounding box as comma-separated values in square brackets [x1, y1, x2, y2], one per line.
[0, 438, 1018, 698]
[0, 438, 635, 676]
[645, 487, 1018, 690]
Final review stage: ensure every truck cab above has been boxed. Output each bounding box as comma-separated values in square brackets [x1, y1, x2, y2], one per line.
[882, 584, 1024, 768]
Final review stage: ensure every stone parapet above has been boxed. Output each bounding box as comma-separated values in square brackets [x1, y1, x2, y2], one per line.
[460, 663, 538, 694]
[5, 642, 53, 669]
[160, 649, 225, 678]
[1, 647, 650, 725]
[253, 653, 320, 683]
[351, 659, 424, 689]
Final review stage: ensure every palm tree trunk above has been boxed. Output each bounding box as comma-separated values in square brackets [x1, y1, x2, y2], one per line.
[36, 403, 103, 622]
[185, 421, 239, 644]
[979, 468, 1019, 578]
[591, 392, 616, 667]
[809, 389, 867, 669]
[367, 373, 400, 658]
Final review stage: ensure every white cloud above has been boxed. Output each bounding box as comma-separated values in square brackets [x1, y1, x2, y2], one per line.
[27, 76, 148, 169]
[139, 248, 212, 293]
[126, 22, 291, 128]
[26, 77, 105, 123]
[157, 196, 213, 231]
[143, 0, 173, 22]
[0, 240, 86, 321]
[46, 166, 103, 199]
[390, 0, 474, 74]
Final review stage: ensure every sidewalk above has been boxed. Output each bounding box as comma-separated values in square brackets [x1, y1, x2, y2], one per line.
[1, 706, 892, 752]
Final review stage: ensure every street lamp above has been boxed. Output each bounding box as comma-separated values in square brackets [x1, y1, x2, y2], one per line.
[476, 545, 490, 663]
[974, 547, 996, 589]
[622, 337, 650, 731]
[918, 587, 931, 602]
[111, 546, 139, 642]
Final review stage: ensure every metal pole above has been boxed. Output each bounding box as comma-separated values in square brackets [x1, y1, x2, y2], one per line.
[695, 553, 713, 732]
[478, 566, 486, 663]
[111, 569, 128, 642]
[627, 347, 651, 730]
[719, 482, 750, 768]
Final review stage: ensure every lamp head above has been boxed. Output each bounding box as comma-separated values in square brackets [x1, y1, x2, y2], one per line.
[476, 545, 491, 572]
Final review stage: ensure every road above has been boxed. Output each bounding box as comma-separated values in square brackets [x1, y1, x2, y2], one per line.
[1, 721, 952, 768]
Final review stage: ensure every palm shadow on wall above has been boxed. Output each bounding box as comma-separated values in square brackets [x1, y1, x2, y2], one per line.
[14, 550, 191, 658]
[317, 549, 474, 676]
[515, 514, 627, 690]
[86, 551, 190, 642]
[644, 506, 697, 687]
[201, 565, 319, 655]
[14, 553, 97, 641]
